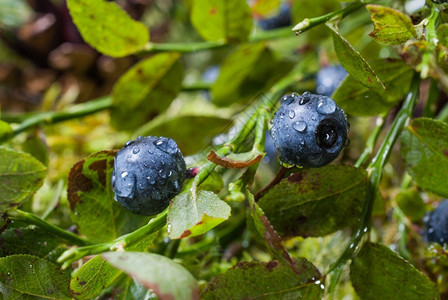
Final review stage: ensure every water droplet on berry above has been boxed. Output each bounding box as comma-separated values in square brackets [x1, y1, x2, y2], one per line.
[288, 110, 295, 119]
[132, 147, 140, 154]
[125, 140, 134, 147]
[299, 92, 311, 105]
[270, 119, 274, 125]
[111, 174, 116, 187]
[148, 148, 154, 154]
[168, 170, 172, 177]
[121, 171, 128, 179]
[281, 94, 295, 105]
[153, 190, 161, 200]
[159, 169, 167, 179]
[293, 121, 307, 133]
[316, 98, 336, 115]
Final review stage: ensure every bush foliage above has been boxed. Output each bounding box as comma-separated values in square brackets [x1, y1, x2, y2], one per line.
[1, 0, 448, 299]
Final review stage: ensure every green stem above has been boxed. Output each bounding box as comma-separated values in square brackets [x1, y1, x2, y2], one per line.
[6, 209, 91, 246]
[292, 1, 368, 34]
[57, 208, 167, 268]
[354, 115, 385, 168]
[0, 96, 112, 143]
[144, 40, 226, 53]
[327, 72, 420, 288]
[144, 27, 293, 54]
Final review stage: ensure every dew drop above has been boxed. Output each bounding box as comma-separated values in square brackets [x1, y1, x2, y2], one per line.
[270, 119, 274, 125]
[299, 92, 311, 105]
[121, 171, 128, 179]
[168, 170, 172, 177]
[280, 161, 295, 168]
[111, 175, 116, 188]
[124, 140, 134, 147]
[153, 190, 162, 200]
[316, 98, 336, 115]
[292, 121, 307, 133]
[288, 110, 295, 119]
[132, 147, 140, 154]
[148, 148, 154, 154]
[159, 169, 167, 179]
[127, 154, 132, 159]
[281, 94, 295, 105]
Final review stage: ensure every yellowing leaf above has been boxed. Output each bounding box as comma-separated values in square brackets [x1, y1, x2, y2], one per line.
[367, 5, 417, 46]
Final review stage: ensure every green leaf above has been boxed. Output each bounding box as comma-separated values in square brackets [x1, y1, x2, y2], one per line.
[395, 189, 426, 222]
[201, 259, 324, 299]
[190, 0, 252, 43]
[0, 0, 32, 27]
[211, 42, 293, 106]
[333, 59, 413, 116]
[70, 232, 157, 299]
[22, 133, 49, 166]
[67, 150, 149, 243]
[0, 254, 71, 299]
[258, 165, 367, 237]
[327, 22, 385, 90]
[167, 189, 231, 239]
[0, 147, 46, 211]
[135, 115, 231, 156]
[0, 226, 62, 261]
[437, 24, 448, 47]
[66, 0, 149, 57]
[199, 171, 225, 194]
[102, 252, 199, 300]
[111, 52, 183, 130]
[401, 118, 448, 198]
[366, 5, 417, 45]
[350, 243, 439, 299]
[0, 120, 12, 141]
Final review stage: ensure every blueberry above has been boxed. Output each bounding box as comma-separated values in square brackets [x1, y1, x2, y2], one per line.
[257, 3, 292, 30]
[424, 200, 448, 245]
[112, 136, 186, 216]
[269, 92, 349, 168]
[315, 65, 348, 97]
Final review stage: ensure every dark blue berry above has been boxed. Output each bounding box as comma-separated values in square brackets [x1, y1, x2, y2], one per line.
[424, 200, 448, 245]
[315, 65, 348, 97]
[270, 92, 349, 168]
[112, 136, 186, 216]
